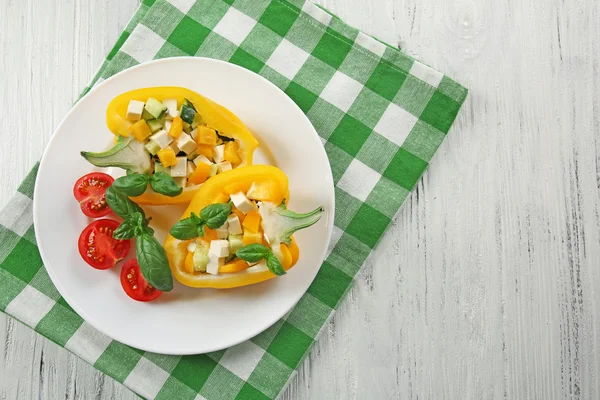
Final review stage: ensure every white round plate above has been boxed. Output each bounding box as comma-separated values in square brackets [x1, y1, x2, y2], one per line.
[34, 57, 334, 355]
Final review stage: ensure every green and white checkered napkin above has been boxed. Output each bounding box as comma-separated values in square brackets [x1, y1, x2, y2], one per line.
[0, 0, 467, 398]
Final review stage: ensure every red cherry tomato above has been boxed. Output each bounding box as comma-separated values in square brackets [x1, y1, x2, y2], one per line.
[120, 259, 162, 302]
[73, 172, 114, 218]
[78, 219, 130, 270]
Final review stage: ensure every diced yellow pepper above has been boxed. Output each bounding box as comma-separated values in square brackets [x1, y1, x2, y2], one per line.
[188, 162, 212, 185]
[195, 144, 213, 158]
[129, 120, 151, 141]
[289, 237, 299, 265]
[279, 244, 293, 269]
[197, 126, 218, 146]
[224, 141, 242, 165]
[213, 192, 230, 204]
[246, 180, 283, 201]
[203, 227, 218, 241]
[219, 259, 249, 274]
[157, 147, 178, 167]
[184, 251, 195, 274]
[243, 229, 263, 246]
[232, 206, 245, 223]
[169, 116, 183, 138]
[242, 211, 261, 232]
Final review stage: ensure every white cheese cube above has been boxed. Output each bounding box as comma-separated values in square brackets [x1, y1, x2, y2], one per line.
[190, 128, 199, 141]
[170, 157, 188, 178]
[193, 155, 213, 166]
[206, 255, 224, 275]
[213, 145, 225, 163]
[126, 100, 145, 121]
[230, 191, 256, 214]
[217, 161, 232, 173]
[176, 133, 198, 155]
[215, 223, 229, 239]
[187, 161, 196, 176]
[163, 98, 179, 119]
[227, 214, 243, 235]
[150, 129, 173, 149]
[209, 240, 230, 258]
[164, 119, 173, 132]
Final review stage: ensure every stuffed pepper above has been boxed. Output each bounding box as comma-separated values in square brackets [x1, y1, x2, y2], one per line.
[164, 165, 324, 289]
[80, 87, 259, 205]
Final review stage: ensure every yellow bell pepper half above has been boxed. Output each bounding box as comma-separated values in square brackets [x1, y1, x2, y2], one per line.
[164, 165, 303, 289]
[105, 87, 259, 205]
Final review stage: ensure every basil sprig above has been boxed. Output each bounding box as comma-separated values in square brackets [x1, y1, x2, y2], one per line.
[149, 172, 183, 197]
[136, 232, 173, 292]
[105, 186, 144, 218]
[112, 172, 183, 198]
[170, 202, 232, 240]
[112, 174, 150, 196]
[236, 244, 286, 276]
[105, 186, 173, 292]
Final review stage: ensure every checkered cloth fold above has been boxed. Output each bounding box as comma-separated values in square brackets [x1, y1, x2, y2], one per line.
[0, 0, 467, 398]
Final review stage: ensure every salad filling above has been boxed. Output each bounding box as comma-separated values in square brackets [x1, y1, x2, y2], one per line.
[164, 165, 324, 289]
[82, 87, 259, 205]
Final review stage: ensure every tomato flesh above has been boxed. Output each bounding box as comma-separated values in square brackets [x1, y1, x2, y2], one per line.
[78, 219, 130, 270]
[74, 172, 114, 218]
[120, 259, 162, 302]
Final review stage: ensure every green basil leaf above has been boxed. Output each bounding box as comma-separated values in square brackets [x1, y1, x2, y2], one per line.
[112, 174, 150, 197]
[236, 244, 270, 263]
[105, 186, 145, 220]
[136, 233, 173, 292]
[150, 172, 183, 197]
[200, 202, 232, 229]
[190, 212, 202, 224]
[113, 220, 136, 240]
[266, 252, 286, 276]
[170, 217, 203, 240]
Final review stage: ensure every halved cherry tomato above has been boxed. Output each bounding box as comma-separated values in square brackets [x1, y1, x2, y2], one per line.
[73, 172, 114, 218]
[78, 219, 130, 270]
[120, 259, 162, 302]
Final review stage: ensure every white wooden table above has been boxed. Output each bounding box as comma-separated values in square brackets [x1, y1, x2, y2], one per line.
[2, 0, 599, 398]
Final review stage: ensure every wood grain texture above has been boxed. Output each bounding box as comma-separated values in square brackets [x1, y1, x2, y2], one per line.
[2, 0, 599, 399]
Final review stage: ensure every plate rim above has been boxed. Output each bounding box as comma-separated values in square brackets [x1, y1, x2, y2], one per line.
[33, 56, 335, 355]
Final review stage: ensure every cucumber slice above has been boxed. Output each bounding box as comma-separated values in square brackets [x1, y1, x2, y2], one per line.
[186, 150, 198, 160]
[141, 109, 154, 121]
[180, 104, 196, 124]
[147, 119, 164, 133]
[228, 234, 243, 254]
[145, 97, 167, 119]
[145, 140, 161, 155]
[191, 112, 205, 129]
[183, 98, 196, 111]
[209, 164, 218, 177]
[154, 161, 170, 175]
[182, 121, 192, 134]
[193, 241, 209, 272]
[81, 136, 152, 174]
